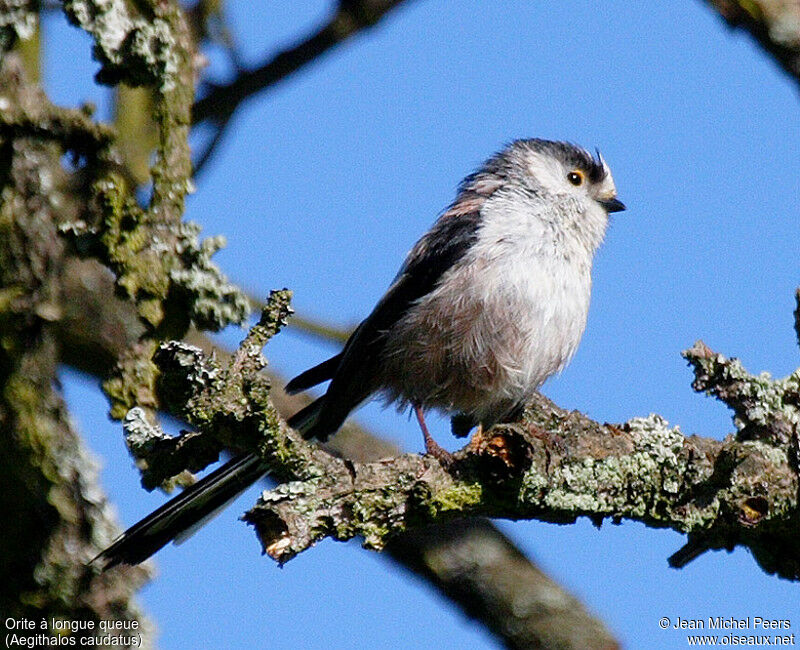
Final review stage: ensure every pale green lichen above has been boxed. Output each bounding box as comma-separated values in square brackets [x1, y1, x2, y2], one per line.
[740, 439, 790, 469]
[63, 0, 180, 90]
[361, 524, 391, 550]
[753, 371, 800, 428]
[731, 369, 796, 431]
[0, 0, 37, 51]
[123, 406, 167, 455]
[686, 343, 800, 436]
[156, 341, 220, 389]
[125, 17, 179, 90]
[356, 491, 402, 549]
[521, 415, 689, 518]
[86, 179, 250, 331]
[168, 223, 251, 330]
[626, 415, 686, 493]
[259, 481, 310, 504]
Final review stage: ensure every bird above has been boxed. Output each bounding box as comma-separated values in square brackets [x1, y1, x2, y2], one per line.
[93, 138, 624, 569]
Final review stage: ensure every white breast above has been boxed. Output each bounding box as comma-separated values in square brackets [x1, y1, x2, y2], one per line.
[378, 191, 604, 426]
[464, 211, 593, 401]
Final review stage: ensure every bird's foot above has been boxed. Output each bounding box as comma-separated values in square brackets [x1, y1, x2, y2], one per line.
[424, 435, 454, 468]
[414, 405, 454, 468]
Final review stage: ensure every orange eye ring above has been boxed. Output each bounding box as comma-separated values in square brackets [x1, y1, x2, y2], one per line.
[567, 170, 584, 186]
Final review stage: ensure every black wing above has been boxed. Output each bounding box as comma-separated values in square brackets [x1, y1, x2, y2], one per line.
[285, 354, 342, 395]
[296, 210, 483, 440]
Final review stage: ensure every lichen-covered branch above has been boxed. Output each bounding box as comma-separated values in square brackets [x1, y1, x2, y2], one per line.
[15, 1, 799, 644]
[62, 0, 248, 333]
[58, 0, 250, 423]
[54, 261, 619, 650]
[0, 89, 114, 155]
[63, 0, 183, 90]
[250, 391, 798, 579]
[684, 339, 800, 446]
[0, 34, 248, 410]
[703, 0, 800, 89]
[135, 294, 800, 581]
[0, 55, 151, 640]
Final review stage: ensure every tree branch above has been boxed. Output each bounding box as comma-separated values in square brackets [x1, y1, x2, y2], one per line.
[191, 0, 411, 126]
[54, 258, 619, 648]
[0, 55, 151, 637]
[60, 0, 251, 428]
[385, 519, 619, 650]
[133, 305, 800, 581]
[250, 389, 798, 579]
[703, 0, 800, 89]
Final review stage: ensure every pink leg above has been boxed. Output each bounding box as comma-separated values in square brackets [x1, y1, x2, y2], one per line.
[414, 405, 453, 466]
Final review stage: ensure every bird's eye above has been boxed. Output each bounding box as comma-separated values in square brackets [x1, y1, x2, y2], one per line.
[567, 171, 584, 186]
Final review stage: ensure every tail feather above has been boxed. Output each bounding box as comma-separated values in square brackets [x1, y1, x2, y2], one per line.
[286, 396, 334, 440]
[93, 397, 336, 569]
[284, 354, 341, 395]
[92, 452, 266, 570]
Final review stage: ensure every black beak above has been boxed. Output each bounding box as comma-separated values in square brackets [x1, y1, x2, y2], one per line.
[599, 197, 626, 213]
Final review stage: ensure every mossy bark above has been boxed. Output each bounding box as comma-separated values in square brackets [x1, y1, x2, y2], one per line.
[0, 57, 151, 644]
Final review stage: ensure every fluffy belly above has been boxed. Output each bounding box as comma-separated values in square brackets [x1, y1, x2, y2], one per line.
[377, 258, 590, 424]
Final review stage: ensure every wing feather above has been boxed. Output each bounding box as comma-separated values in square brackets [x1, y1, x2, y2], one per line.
[303, 210, 484, 439]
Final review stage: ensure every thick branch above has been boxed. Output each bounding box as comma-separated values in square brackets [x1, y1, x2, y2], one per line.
[54, 260, 619, 648]
[246, 392, 798, 579]
[154, 327, 800, 579]
[0, 55, 151, 637]
[135, 307, 800, 580]
[386, 519, 618, 650]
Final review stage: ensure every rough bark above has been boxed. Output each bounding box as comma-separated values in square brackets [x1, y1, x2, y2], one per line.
[0, 56, 152, 646]
[124, 295, 800, 582]
[55, 258, 619, 649]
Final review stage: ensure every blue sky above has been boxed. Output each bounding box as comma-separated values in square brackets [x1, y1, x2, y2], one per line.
[47, 1, 800, 648]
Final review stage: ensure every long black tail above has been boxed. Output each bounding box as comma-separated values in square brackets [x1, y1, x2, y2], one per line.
[92, 452, 266, 570]
[93, 398, 326, 570]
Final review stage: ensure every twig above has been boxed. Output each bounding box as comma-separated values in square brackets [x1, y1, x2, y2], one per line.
[191, 0, 411, 126]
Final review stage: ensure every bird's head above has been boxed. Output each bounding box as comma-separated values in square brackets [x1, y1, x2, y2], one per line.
[496, 139, 625, 215]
